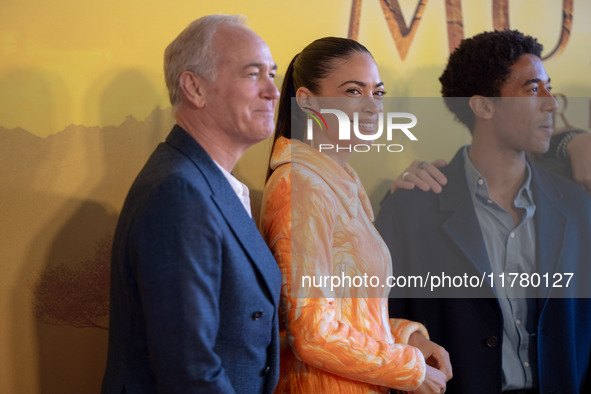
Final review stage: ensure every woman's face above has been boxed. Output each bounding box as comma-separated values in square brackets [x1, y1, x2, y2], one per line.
[317, 51, 384, 99]
[304, 51, 385, 147]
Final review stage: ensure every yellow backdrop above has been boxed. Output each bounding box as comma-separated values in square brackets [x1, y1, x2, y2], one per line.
[1, 0, 590, 392]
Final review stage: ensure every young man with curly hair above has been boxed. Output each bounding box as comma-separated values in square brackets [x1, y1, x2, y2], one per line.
[377, 30, 591, 394]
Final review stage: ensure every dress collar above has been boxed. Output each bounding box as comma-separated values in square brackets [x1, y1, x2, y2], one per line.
[270, 137, 374, 220]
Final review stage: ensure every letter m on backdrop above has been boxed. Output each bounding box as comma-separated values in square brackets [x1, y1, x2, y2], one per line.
[348, 0, 436, 61]
[348, 0, 572, 61]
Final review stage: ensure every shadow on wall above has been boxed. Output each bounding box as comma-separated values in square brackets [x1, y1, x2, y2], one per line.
[5, 68, 173, 393]
[0, 67, 72, 137]
[29, 196, 117, 394]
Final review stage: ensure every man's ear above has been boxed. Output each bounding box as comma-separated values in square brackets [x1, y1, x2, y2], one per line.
[468, 95, 494, 120]
[179, 71, 206, 108]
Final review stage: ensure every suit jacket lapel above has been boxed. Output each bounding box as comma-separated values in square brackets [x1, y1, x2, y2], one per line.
[439, 148, 493, 279]
[438, 150, 569, 304]
[210, 195, 282, 299]
[165, 125, 281, 304]
[530, 164, 567, 301]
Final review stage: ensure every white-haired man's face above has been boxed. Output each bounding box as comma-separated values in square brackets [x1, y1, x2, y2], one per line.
[201, 24, 279, 148]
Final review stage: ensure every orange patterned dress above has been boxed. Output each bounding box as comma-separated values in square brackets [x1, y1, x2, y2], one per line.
[261, 137, 427, 393]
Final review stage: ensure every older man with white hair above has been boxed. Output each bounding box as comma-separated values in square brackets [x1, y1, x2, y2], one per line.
[101, 15, 281, 393]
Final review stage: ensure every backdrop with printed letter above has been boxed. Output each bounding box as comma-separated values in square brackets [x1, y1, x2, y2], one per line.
[1, 1, 590, 392]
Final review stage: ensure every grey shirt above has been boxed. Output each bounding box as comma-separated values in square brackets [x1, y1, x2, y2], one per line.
[463, 147, 538, 390]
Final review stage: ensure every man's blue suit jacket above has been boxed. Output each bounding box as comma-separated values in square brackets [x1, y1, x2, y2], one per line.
[102, 125, 282, 393]
[376, 147, 591, 394]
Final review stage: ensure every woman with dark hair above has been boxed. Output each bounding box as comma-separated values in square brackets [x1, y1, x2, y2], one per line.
[261, 37, 451, 393]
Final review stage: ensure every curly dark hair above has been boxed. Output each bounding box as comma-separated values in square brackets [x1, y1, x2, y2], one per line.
[439, 29, 543, 132]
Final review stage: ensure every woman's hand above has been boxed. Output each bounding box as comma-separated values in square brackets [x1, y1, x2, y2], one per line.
[566, 133, 591, 193]
[412, 365, 447, 394]
[391, 159, 448, 194]
[408, 332, 452, 381]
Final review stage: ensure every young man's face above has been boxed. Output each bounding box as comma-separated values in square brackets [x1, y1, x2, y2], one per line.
[491, 53, 558, 154]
